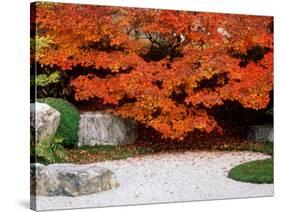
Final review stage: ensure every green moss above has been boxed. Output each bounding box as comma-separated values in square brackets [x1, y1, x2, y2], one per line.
[38, 98, 80, 147]
[228, 158, 273, 184]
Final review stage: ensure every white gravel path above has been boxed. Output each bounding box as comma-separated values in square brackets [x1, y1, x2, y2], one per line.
[33, 151, 273, 211]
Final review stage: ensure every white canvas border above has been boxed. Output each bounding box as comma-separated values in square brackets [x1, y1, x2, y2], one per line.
[0, 0, 279, 212]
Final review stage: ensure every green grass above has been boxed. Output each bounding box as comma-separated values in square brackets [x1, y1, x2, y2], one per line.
[228, 158, 273, 184]
[221, 142, 273, 156]
[82, 145, 151, 156]
[244, 142, 273, 156]
[38, 98, 80, 147]
[73, 145, 151, 163]
[65, 141, 273, 164]
[79, 145, 116, 154]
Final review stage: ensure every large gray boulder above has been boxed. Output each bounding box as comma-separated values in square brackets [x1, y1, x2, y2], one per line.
[30, 163, 61, 196]
[78, 112, 137, 147]
[30, 103, 60, 142]
[248, 125, 273, 143]
[30, 163, 119, 197]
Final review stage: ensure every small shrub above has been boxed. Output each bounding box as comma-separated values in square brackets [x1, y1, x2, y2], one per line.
[35, 71, 60, 87]
[38, 98, 80, 146]
[34, 135, 68, 163]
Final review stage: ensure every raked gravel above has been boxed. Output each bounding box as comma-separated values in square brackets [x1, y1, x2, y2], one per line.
[33, 151, 273, 211]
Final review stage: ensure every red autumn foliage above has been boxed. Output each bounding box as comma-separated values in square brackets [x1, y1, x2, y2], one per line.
[33, 3, 273, 139]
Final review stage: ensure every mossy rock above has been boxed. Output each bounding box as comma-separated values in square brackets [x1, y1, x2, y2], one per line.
[38, 98, 80, 147]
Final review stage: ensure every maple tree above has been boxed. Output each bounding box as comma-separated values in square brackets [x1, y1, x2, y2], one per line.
[32, 3, 273, 140]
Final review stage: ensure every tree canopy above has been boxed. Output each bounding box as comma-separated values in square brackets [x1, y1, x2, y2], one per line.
[32, 3, 273, 139]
